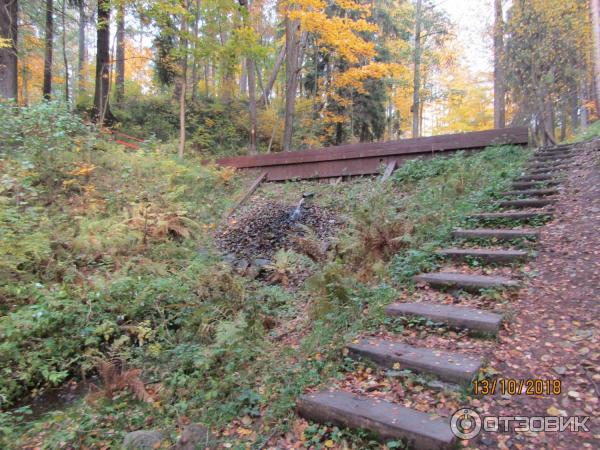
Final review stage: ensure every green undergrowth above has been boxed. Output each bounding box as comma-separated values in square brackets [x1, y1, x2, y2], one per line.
[1, 103, 535, 449]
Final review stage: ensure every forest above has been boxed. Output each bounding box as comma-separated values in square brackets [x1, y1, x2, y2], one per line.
[1, 0, 600, 449]
[0, 0, 598, 153]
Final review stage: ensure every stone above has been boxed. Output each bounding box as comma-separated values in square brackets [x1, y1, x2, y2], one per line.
[386, 302, 503, 334]
[437, 248, 528, 264]
[497, 198, 556, 209]
[123, 430, 165, 450]
[174, 424, 216, 450]
[297, 390, 456, 449]
[499, 189, 559, 197]
[413, 272, 519, 292]
[347, 338, 482, 384]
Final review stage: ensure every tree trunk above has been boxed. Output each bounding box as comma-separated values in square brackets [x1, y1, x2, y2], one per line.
[283, 16, 303, 151]
[543, 97, 556, 145]
[247, 58, 257, 153]
[191, 0, 200, 101]
[240, 62, 247, 95]
[178, 0, 189, 159]
[77, 1, 86, 97]
[411, 0, 422, 138]
[61, 0, 69, 104]
[580, 77, 589, 129]
[43, 0, 53, 100]
[92, 0, 114, 124]
[493, 0, 506, 128]
[591, 0, 600, 114]
[262, 45, 285, 105]
[21, 53, 28, 104]
[559, 101, 567, 141]
[0, 0, 18, 100]
[115, 4, 125, 106]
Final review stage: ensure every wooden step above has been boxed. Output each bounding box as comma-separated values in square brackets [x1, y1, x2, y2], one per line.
[511, 180, 561, 189]
[437, 248, 528, 264]
[527, 162, 571, 170]
[527, 165, 568, 173]
[534, 149, 573, 157]
[538, 144, 573, 150]
[517, 174, 562, 182]
[347, 338, 481, 384]
[386, 302, 503, 334]
[297, 391, 456, 449]
[500, 188, 558, 197]
[531, 155, 573, 163]
[497, 198, 556, 209]
[467, 211, 553, 221]
[413, 272, 519, 292]
[453, 227, 540, 240]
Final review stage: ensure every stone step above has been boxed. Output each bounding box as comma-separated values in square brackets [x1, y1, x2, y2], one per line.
[527, 167, 567, 175]
[437, 248, 528, 264]
[297, 390, 456, 450]
[347, 338, 482, 384]
[386, 302, 503, 334]
[467, 211, 553, 221]
[413, 272, 519, 292]
[497, 198, 556, 209]
[517, 174, 562, 182]
[453, 227, 540, 240]
[511, 180, 561, 189]
[500, 188, 559, 197]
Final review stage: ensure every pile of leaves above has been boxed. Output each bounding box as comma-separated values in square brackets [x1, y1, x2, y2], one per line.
[216, 199, 340, 260]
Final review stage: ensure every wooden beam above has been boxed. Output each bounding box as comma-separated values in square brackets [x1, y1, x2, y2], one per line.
[225, 171, 267, 219]
[380, 160, 397, 182]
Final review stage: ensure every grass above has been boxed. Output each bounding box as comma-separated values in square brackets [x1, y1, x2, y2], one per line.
[0, 104, 541, 449]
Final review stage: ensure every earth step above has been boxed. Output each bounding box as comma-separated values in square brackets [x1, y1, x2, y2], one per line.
[413, 272, 519, 292]
[517, 174, 562, 182]
[297, 390, 456, 450]
[511, 180, 561, 189]
[497, 198, 556, 208]
[500, 188, 559, 197]
[347, 338, 481, 384]
[453, 228, 540, 240]
[467, 211, 553, 221]
[386, 302, 503, 334]
[437, 248, 528, 264]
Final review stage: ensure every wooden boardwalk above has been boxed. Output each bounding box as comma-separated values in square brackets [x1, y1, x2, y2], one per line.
[216, 128, 529, 181]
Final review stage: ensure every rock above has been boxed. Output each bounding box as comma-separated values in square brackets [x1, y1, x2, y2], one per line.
[222, 253, 236, 264]
[123, 430, 165, 450]
[253, 258, 271, 269]
[174, 424, 216, 450]
[234, 258, 250, 274]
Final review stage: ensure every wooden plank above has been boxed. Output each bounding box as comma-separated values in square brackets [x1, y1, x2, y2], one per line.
[217, 128, 529, 169]
[380, 160, 397, 182]
[225, 171, 267, 218]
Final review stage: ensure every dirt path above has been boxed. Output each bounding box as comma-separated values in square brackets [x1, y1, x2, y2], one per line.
[480, 142, 600, 449]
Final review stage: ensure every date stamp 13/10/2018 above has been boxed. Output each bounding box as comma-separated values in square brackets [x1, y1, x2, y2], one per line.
[472, 378, 562, 396]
